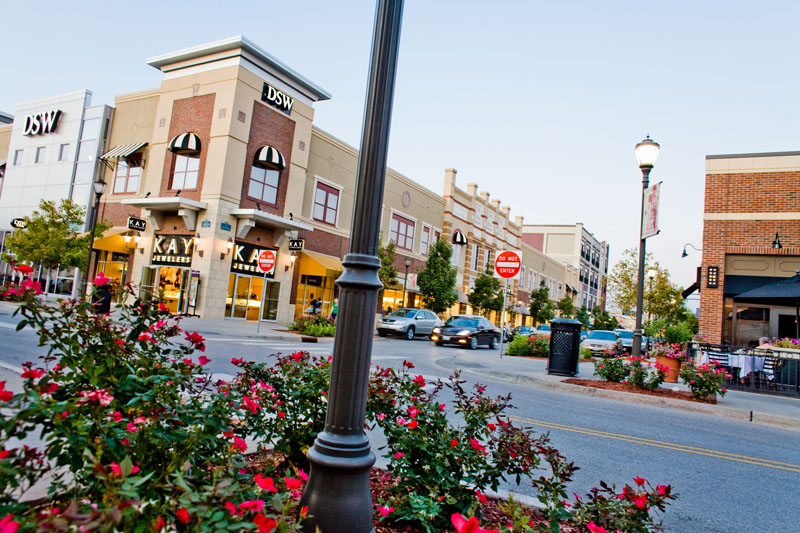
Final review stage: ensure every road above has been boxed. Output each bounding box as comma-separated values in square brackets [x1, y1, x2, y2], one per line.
[0, 310, 798, 532]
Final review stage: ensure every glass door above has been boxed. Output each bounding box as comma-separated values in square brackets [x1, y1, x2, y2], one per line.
[233, 276, 251, 319]
[140, 266, 157, 298]
[247, 276, 263, 321]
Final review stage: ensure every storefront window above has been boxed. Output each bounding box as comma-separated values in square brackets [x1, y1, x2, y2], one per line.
[139, 265, 190, 313]
[733, 305, 769, 347]
[171, 154, 199, 190]
[114, 156, 142, 194]
[225, 273, 281, 321]
[312, 183, 339, 226]
[248, 166, 279, 205]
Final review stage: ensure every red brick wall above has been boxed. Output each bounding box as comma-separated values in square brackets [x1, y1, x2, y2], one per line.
[161, 94, 215, 201]
[699, 166, 800, 343]
[239, 101, 295, 215]
[522, 233, 544, 252]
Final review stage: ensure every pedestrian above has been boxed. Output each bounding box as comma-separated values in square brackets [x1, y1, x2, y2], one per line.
[330, 297, 339, 321]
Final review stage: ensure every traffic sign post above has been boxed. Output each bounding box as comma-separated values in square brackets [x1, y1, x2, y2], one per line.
[494, 250, 521, 358]
[256, 250, 276, 333]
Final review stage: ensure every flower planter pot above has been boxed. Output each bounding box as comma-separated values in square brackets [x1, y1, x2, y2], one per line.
[656, 355, 681, 383]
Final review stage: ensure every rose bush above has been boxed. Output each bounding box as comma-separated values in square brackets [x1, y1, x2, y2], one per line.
[679, 361, 729, 400]
[505, 335, 549, 357]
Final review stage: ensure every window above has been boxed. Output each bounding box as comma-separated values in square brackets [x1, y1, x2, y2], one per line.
[313, 182, 339, 225]
[113, 156, 142, 194]
[171, 154, 199, 190]
[421, 226, 431, 255]
[390, 213, 415, 250]
[13, 150, 23, 166]
[470, 244, 479, 271]
[451, 243, 463, 268]
[483, 248, 490, 271]
[519, 267, 525, 287]
[35, 146, 46, 164]
[248, 166, 280, 205]
[58, 143, 70, 161]
[434, 230, 441, 243]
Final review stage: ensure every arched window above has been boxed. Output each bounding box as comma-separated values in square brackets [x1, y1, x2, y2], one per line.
[249, 145, 286, 205]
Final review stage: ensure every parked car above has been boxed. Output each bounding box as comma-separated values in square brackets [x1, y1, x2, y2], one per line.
[377, 308, 442, 340]
[580, 330, 589, 341]
[580, 330, 622, 356]
[615, 329, 635, 354]
[431, 315, 502, 349]
[511, 325, 537, 339]
[536, 324, 551, 337]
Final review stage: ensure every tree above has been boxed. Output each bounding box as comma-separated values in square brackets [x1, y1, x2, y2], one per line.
[377, 240, 398, 289]
[528, 281, 555, 326]
[556, 296, 574, 318]
[591, 307, 620, 330]
[575, 306, 591, 329]
[3, 199, 108, 291]
[416, 238, 458, 315]
[468, 263, 504, 317]
[606, 248, 653, 314]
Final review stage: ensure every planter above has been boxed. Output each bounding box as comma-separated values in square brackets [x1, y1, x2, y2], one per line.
[656, 355, 682, 383]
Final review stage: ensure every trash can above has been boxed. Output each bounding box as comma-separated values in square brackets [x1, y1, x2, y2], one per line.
[547, 318, 582, 376]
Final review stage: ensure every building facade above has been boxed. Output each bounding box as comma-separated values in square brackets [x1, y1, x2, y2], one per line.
[699, 151, 800, 345]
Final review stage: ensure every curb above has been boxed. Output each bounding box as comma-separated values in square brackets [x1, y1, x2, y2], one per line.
[464, 368, 800, 431]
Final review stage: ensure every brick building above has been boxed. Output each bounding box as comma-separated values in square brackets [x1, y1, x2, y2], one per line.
[699, 151, 800, 345]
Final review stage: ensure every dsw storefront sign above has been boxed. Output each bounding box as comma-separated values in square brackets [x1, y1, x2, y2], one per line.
[152, 236, 194, 265]
[23, 110, 62, 136]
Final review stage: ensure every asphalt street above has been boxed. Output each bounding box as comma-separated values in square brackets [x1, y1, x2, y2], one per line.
[0, 310, 798, 532]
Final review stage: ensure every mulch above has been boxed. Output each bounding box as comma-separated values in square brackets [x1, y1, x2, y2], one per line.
[562, 378, 717, 404]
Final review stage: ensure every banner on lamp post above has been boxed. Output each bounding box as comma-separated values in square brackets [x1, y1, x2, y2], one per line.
[642, 181, 662, 239]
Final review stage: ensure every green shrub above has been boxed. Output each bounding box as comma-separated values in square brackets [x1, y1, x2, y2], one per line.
[580, 347, 593, 359]
[593, 357, 628, 382]
[571, 477, 676, 533]
[289, 315, 335, 336]
[627, 357, 668, 391]
[505, 334, 549, 357]
[303, 323, 335, 337]
[679, 361, 729, 400]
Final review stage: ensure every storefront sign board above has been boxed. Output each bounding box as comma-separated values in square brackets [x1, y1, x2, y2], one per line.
[10, 218, 27, 229]
[151, 235, 194, 266]
[288, 239, 304, 251]
[220, 222, 232, 231]
[261, 83, 294, 114]
[231, 241, 276, 277]
[127, 216, 147, 231]
[23, 109, 62, 136]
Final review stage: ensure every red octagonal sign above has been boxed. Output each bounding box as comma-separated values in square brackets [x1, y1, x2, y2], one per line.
[495, 250, 521, 279]
[258, 250, 276, 273]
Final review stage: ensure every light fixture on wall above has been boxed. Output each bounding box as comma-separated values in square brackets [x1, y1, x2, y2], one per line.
[194, 233, 203, 257]
[221, 237, 234, 260]
[285, 251, 298, 271]
[681, 243, 702, 258]
[772, 232, 783, 249]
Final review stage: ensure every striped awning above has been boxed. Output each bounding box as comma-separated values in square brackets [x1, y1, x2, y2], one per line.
[452, 231, 468, 246]
[168, 133, 201, 154]
[100, 142, 148, 160]
[253, 145, 286, 170]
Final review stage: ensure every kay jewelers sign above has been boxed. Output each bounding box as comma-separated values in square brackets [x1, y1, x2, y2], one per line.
[230, 241, 277, 277]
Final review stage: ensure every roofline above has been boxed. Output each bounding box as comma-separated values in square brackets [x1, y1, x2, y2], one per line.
[146, 36, 331, 102]
[0, 111, 13, 123]
[706, 151, 800, 160]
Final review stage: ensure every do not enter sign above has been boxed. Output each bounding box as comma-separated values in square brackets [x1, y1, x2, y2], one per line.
[258, 250, 276, 273]
[495, 250, 521, 279]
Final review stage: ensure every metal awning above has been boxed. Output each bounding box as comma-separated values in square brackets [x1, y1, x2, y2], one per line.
[100, 142, 148, 160]
[168, 132, 201, 154]
[452, 231, 467, 246]
[302, 250, 343, 273]
[565, 283, 578, 293]
[513, 303, 530, 315]
[120, 197, 207, 232]
[254, 145, 286, 170]
[230, 208, 313, 239]
[457, 292, 469, 304]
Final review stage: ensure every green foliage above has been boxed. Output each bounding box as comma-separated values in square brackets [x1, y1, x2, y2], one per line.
[3, 199, 110, 272]
[416, 238, 458, 314]
[593, 358, 628, 382]
[590, 307, 619, 330]
[571, 478, 676, 533]
[378, 240, 399, 289]
[289, 314, 335, 336]
[505, 335, 550, 357]
[575, 306, 591, 329]
[679, 362, 729, 400]
[528, 282, 555, 326]
[556, 296, 574, 318]
[627, 357, 668, 391]
[468, 264, 503, 316]
[646, 318, 695, 345]
[580, 347, 593, 359]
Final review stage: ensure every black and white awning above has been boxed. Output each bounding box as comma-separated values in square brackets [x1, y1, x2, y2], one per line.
[168, 133, 201, 155]
[100, 142, 148, 160]
[253, 145, 286, 170]
[452, 231, 468, 246]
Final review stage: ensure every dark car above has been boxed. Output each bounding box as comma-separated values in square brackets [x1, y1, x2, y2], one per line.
[580, 330, 622, 356]
[377, 308, 442, 339]
[431, 315, 501, 350]
[511, 325, 537, 339]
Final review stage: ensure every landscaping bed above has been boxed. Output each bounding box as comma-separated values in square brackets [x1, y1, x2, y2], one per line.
[563, 378, 717, 404]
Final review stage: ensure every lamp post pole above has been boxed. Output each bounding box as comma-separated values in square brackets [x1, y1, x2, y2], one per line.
[299, 1, 404, 531]
[80, 177, 108, 298]
[402, 256, 411, 307]
[646, 269, 657, 324]
[632, 136, 659, 358]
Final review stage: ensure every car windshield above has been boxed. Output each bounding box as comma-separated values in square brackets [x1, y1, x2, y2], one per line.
[588, 331, 616, 341]
[615, 330, 633, 339]
[445, 317, 479, 328]
[390, 308, 417, 317]
[515, 326, 533, 333]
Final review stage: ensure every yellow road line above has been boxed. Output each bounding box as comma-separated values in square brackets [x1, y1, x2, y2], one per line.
[511, 416, 800, 473]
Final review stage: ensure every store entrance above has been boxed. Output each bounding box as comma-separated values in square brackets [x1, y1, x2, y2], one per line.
[140, 266, 191, 313]
[225, 273, 280, 321]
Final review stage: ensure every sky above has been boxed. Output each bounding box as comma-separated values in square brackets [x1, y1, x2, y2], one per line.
[2, 0, 799, 306]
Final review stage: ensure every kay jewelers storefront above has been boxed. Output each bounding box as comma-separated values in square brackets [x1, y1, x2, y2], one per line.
[141, 235, 199, 314]
[225, 241, 280, 321]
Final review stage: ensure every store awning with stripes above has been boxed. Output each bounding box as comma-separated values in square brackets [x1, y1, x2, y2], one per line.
[168, 133, 201, 154]
[253, 145, 286, 170]
[100, 142, 148, 160]
[452, 231, 468, 246]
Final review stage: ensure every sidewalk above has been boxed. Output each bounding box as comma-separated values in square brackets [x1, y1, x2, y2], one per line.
[442, 351, 800, 430]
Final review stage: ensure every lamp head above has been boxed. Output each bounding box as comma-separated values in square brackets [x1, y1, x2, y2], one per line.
[635, 135, 660, 169]
[93, 177, 107, 196]
[772, 232, 783, 249]
[681, 248, 688, 258]
[405, 256, 412, 268]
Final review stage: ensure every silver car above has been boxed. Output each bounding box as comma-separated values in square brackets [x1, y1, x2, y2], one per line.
[377, 308, 443, 340]
[580, 330, 622, 356]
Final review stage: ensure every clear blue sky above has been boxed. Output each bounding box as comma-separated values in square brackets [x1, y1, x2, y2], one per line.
[2, 0, 798, 304]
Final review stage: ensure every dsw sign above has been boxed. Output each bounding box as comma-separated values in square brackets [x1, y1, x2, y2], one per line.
[23, 110, 62, 136]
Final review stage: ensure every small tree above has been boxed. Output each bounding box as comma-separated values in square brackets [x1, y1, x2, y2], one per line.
[575, 306, 591, 329]
[416, 238, 458, 315]
[528, 281, 555, 326]
[556, 296, 574, 318]
[468, 263, 504, 317]
[607, 248, 654, 314]
[591, 307, 620, 330]
[377, 240, 398, 289]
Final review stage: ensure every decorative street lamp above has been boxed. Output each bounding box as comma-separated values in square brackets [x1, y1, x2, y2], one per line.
[299, 1, 404, 532]
[632, 136, 659, 357]
[402, 255, 411, 307]
[80, 176, 108, 297]
[646, 268, 657, 323]
[681, 243, 702, 258]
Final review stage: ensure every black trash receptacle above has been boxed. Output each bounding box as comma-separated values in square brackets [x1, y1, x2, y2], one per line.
[547, 318, 583, 376]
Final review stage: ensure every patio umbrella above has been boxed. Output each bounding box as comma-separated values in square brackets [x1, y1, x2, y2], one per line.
[734, 271, 800, 338]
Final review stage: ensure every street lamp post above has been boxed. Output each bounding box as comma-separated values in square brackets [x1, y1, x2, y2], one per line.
[299, 1, 404, 532]
[402, 256, 411, 307]
[646, 268, 657, 323]
[80, 176, 108, 298]
[632, 136, 660, 358]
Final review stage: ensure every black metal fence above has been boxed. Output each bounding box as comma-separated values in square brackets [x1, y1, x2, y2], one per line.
[688, 342, 800, 397]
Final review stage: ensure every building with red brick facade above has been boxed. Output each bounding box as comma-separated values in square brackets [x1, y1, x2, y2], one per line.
[699, 151, 800, 345]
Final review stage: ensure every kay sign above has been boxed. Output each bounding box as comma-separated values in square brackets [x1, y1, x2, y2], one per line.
[258, 250, 276, 273]
[494, 250, 521, 279]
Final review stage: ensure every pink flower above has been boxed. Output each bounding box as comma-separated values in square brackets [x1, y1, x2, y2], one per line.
[657, 484, 668, 496]
[224, 501, 239, 516]
[242, 395, 260, 414]
[253, 513, 277, 532]
[109, 462, 122, 476]
[376, 413, 386, 420]
[254, 474, 277, 492]
[184, 331, 206, 352]
[77, 389, 114, 406]
[158, 303, 169, 313]
[633, 494, 648, 509]
[92, 273, 111, 286]
[586, 521, 608, 533]
[407, 406, 419, 418]
[232, 436, 247, 453]
[378, 506, 393, 517]
[450, 513, 499, 533]
[633, 476, 646, 486]
[469, 438, 487, 455]
[439, 403, 446, 411]
[176, 508, 190, 524]
[298, 469, 308, 482]
[393, 452, 405, 459]
[232, 357, 244, 365]
[198, 355, 210, 366]
[285, 477, 302, 490]
[238, 499, 265, 512]
[0, 514, 20, 533]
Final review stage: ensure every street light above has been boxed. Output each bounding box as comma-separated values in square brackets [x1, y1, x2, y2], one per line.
[80, 176, 108, 297]
[402, 256, 411, 307]
[299, 1, 404, 531]
[681, 243, 702, 258]
[646, 268, 657, 323]
[632, 136, 660, 358]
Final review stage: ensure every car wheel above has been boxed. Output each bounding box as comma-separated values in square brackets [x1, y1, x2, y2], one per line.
[469, 337, 478, 350]
[377, 331, 387, 337]
[489, 336, 498, 349]
[435, 341, 444, 346]
[405, 326, 415, 340]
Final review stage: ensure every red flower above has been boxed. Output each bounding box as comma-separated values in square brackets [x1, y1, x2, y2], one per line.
[198, 355, 211, 366]
[109, 462, 122, 476]
[184, 331, 206, 351]
[300, 506, 308, 518]
[0, 451, 10, 460]
[451, 439, 459, 447]
[232, 357, 244, 365]
[242, 395, 260, 414]
[285, 477, 302, 490]
[158, 303, 169, 313]
[254, 474, 277, 492]
[14, 264, 33, 274]
[469, 438, 487, 455]
[277, 411, 286, 418]
[407, 419, 418, 429]
[633, 476, 646, 486]
[21, 368, 44, 380]
[450, 513, 499, 533]
[176, 508, 190, 524]
[92, 273, 111, 286]
[0, 382, 13, 402]
[412, 375, 426, 387]
[253, 513, 277, 532]
[233, 436, 248, 453]
[633, 494, 648, 509]
[239, 499, 265, 512]
[586, 521, 608, 533]
[224, 501, 239, 516]
[378, 506, 393, 517]
[403, 360, 414, 368]
[290, 351, 304, 361]
[657, 484, 669, 496]
[487, 423, 496, 431]
[475, 490, 487, 503]
[154, 517, 165, 530]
